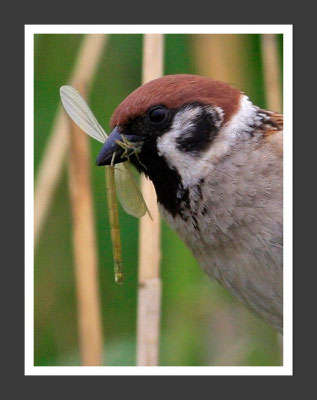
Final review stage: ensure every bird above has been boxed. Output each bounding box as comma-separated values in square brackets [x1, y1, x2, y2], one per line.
[96, 74, 283, 333]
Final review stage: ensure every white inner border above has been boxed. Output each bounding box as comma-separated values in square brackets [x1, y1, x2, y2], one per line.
[25, 24, 293, 376]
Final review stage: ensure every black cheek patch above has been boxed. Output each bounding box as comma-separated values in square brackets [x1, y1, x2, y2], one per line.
[176, 109, 219, 154]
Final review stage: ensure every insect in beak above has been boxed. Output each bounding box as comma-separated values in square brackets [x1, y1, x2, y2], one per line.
[60, 85, 151, 284]
[96, 127, 143, 166]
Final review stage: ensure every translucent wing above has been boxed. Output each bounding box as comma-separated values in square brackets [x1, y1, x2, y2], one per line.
[114, 162, 152, 219]
[60, 85, 107, 143]
[60, 85, 151, 220]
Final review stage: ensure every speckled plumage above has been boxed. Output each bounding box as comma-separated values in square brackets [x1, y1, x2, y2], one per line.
[159, 126, 283, 331]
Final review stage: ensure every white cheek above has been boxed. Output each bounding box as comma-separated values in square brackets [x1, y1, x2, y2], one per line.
[156, 107, 207, 186]
[156, 96, 258, 187]
[157, 135, 205, 187]
[223, 95, 259, 137]
[199, 95, 258, 164]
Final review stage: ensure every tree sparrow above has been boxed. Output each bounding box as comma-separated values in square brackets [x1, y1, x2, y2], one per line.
[96, 74, 283, 333]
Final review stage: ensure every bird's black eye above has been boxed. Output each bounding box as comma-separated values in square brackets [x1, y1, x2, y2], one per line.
[148, 106, 167, 124]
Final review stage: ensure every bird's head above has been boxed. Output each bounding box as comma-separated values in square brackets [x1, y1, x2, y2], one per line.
[97, 74, 260, 215]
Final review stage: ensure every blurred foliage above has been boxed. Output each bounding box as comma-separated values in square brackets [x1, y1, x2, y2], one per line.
[34, 33, 283, 366]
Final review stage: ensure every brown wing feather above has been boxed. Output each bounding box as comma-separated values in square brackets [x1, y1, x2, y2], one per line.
[260, 110, 283, 156]
[259, 109, 283, 135]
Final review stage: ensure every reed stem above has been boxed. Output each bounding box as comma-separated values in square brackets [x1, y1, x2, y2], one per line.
[34, 34, 107, 248]
[136, 34, 164, 366]
[261, 34, 282, 112]
[68, 84, 103, 365]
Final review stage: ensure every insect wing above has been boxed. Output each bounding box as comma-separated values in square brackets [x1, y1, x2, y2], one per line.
[60, 85, 107, 143]
[114, 162, 151, 218]
[60, 86, 152, 219]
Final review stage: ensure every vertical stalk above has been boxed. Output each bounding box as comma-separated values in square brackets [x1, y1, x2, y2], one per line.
[136, 34, 164, 366]
[34, 34, 107, 248]
[68, 85, 103, 366]
[191, 34, 250, 91]
[261, 34, 282, 112]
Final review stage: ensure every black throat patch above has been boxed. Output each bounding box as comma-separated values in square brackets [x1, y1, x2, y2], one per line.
[130, 145, 189, 218]
[121, 102, 219, 219]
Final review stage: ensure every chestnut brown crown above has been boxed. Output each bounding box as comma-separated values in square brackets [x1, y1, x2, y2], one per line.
[110, 74, 242, 129]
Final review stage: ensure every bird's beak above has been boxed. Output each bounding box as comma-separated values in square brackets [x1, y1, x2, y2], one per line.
[96, 126, 143, 166]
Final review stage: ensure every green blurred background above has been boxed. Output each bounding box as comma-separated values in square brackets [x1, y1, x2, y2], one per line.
[34, 33, 283, 366]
